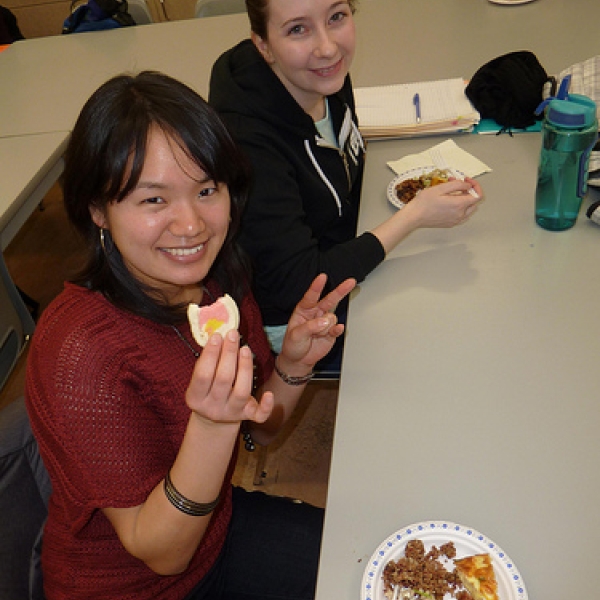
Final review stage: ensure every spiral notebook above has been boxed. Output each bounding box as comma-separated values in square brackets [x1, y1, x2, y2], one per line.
[354, 77, 480, 139]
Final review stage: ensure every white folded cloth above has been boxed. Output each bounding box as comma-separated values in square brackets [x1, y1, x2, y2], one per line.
[387, 139, 492, 178]
[557, 55, 600, 174]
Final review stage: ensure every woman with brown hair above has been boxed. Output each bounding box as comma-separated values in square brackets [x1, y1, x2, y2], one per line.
[210, 0, 483, 368]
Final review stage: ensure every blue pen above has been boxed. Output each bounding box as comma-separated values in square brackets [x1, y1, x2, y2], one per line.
[413, 93, 421, 124]
[557, 74, 571, 100]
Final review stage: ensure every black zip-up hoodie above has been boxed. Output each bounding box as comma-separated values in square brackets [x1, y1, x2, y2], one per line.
[209, 40, 385, 327]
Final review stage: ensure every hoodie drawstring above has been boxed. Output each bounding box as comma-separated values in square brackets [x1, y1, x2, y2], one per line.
[304, 139, 343, 217]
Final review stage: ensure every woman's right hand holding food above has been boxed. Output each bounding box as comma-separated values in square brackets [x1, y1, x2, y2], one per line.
[185, 330, 274, 427]
[402, 177, 483, 228]
[372, 177, 484, 254]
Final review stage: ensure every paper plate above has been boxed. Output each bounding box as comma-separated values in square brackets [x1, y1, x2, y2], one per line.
[387, 166, 434, 209]
[488, 0, 538, 5]
[387, 166, 461, 209]
[361, 520, 528, 600]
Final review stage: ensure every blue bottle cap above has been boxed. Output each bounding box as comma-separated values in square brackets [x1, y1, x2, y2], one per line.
[535, 75, 598, 129]
[547, 98, 597, 129]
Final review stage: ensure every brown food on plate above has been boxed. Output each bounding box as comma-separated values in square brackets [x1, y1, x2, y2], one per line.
[382, 539, 469, 600]
[395, 168, 450, 205]
[395, 177, 425, 205]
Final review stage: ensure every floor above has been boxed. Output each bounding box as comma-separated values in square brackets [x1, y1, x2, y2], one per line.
[1, 183, 338, 508]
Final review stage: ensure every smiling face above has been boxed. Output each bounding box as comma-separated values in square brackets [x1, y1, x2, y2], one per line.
[91, 126, 231, 307]
[252, 0, 356, 120]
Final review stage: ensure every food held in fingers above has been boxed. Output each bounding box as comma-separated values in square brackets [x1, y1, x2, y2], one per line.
[188, 294, 239, 347]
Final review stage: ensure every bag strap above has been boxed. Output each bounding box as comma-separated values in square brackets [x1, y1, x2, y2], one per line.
[111, 1, 135, 27]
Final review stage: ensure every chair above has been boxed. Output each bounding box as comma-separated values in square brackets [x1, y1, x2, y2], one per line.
[194, 0, 246, 18]
[127, 0, 153, 24]
[0, 254, 35, 392]
[0, 397, 51, 600]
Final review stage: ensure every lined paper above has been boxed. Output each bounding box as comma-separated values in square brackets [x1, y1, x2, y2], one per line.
[354, 78, 480, 138]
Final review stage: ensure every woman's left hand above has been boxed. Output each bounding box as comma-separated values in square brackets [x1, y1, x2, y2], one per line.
[279, 274, 356, 369]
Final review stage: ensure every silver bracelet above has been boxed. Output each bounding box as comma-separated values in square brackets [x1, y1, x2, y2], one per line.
[274, 361, 314, 386]
[164, 471, 220, 517]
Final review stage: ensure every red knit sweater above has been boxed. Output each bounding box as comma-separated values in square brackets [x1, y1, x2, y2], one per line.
[25, 282, 274, 600]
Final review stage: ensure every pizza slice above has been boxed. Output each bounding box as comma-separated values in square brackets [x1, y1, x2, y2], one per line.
[454, 553, 499, 600]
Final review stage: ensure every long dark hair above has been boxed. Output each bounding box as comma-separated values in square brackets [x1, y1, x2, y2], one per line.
[63, 71, 251, 324]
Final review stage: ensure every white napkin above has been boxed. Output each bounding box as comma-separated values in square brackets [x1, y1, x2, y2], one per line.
[387, 139, 492, 178]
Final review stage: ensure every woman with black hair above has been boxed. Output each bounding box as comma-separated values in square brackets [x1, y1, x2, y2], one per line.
[25, 71, 354, 600]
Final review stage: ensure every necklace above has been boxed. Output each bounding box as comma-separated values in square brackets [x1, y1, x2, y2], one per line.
[172, 325, 200, 358]
[170, 285, 215, 358]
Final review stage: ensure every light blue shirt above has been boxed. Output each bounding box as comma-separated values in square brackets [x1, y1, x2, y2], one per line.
[315, 99, 338, 147]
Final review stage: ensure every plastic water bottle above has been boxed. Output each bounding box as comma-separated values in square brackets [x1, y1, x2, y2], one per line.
[534, 85, 598, 231]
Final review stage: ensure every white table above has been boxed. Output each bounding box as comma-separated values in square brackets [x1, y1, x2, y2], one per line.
[352, 0, 600, 86]
[3, 0, 600, 138]
[315, 110, 600, 600]
[0, 15, 250, 138]
[0, 132, 69, 250]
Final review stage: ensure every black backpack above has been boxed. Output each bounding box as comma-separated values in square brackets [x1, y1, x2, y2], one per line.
[466, 50, 557, 131]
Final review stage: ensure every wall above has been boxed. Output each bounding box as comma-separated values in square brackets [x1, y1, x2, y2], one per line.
[3, 0, 195, 39]
[4, 0, 72, 38]
[160, 0, 195, 22]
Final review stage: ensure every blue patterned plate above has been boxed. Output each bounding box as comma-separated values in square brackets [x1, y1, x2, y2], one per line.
[387, 167, 462, 209]
[361, 520, 528, 600]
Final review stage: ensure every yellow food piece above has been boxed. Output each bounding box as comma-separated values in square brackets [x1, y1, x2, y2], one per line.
[454, 554, 499, 600]
[204, 318, 225, 336]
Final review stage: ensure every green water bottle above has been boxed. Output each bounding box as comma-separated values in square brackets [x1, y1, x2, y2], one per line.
[534, 88, 598, 231]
